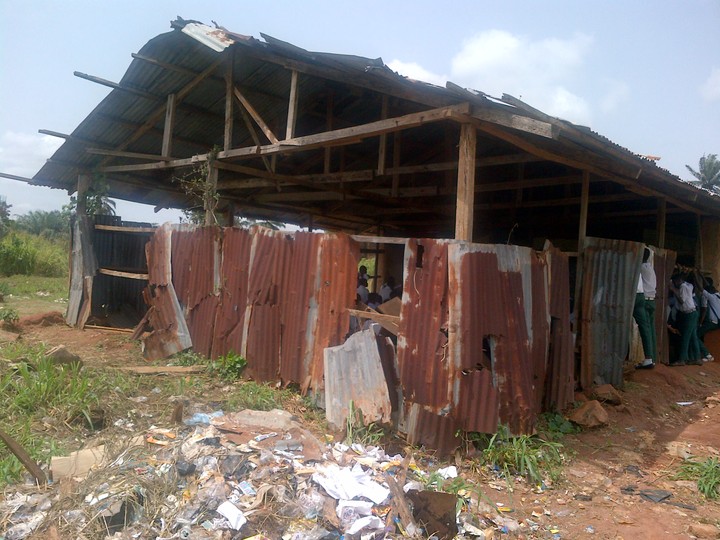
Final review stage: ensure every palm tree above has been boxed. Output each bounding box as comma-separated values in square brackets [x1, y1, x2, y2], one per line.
[686, 154, 720, 192]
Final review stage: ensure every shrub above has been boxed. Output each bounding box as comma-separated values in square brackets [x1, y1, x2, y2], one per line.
[673, 457, 720, 499]
[0, 232, 67, 277]
[0, 235, 37, 276]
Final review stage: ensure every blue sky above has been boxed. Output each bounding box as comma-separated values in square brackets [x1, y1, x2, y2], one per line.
[1, 0, 718, 223]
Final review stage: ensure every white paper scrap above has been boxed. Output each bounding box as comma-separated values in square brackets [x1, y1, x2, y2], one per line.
[217, 500, 247, 530]
[346, 515, 385, 535]
[437, 465, 458, 479]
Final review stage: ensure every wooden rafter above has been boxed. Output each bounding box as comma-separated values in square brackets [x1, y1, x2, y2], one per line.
[233, 86, 279, 144]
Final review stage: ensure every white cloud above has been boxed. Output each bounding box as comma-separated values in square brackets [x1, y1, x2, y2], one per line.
[387, 59, 447, 87]
[700, 67, 720, 101]
[0, 131, 62, 178]
[599, 80, 630, 113]
[448, 30, 594, 124]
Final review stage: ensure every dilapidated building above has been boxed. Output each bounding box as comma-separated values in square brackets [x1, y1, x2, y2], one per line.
[22, 18, 720, 449]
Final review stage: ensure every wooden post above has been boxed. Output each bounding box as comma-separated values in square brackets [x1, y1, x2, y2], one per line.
[377, 95, 388, 175]
[572, 170, 590, 334]
[224, 55, 234, 152]
[656, 197, 666, 248]
[205, 165, 218, 227]
[161, 93, 176, 158]
[285, 70, 299, 140]
[76, 174, 91, 216]
[454, 124, 476, 241]
[391, 131, 401, 197]
[324, 91, 334, 174]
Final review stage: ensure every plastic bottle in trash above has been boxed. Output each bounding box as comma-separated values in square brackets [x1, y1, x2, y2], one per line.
[179, 525, 192, 539]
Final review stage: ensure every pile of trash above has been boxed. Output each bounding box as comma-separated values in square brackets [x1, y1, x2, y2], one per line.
[1, 407, 528, 540]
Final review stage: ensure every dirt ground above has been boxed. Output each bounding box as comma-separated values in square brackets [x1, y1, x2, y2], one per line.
[3, 311, 720, 539]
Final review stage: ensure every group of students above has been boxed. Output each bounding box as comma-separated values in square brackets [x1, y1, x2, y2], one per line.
[634, 247, 720, 369]
[356, 265, 402, 308]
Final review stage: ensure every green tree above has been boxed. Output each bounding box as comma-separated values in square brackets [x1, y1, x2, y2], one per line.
[16, 210, 70, 239]
[686, 154, 720, 192]
[0, 197, 11, 238]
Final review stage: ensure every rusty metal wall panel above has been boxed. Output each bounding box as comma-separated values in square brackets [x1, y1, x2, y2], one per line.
[279, 232, 320, 385]
[142, 283, 192, 359]
[211, 227, 253, 358]
[245, 304, 282, 381]
[241, 228, 292, 381]
[171, 227, 219, 310]
[405, 403, 460, 457]
[448, 244, 546, 435]
[146, 224, 172, 285]
[651, 247, 676, 365]
[188, 295, 220, 358]
[542, 243, 575, 412]
[324, 329, 392, 429]
[397, 239, 451, 409]
[580, 237, 644, 389]
[307, 233, 358, 392]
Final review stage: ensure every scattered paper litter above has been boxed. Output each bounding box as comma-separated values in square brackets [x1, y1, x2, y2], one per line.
[217, 500, 247, 530]
[311, 463, 390, 504]
[437, 465, 458, 479]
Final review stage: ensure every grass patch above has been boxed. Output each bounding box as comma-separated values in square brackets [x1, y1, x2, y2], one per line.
[344, 401, 384, 446]
[673, 457, 720, 499]
[226, 381, 292, 411]
[0, 232, 68, 277]
[0, 275, 67, 300]
[470, 424, 566, 484]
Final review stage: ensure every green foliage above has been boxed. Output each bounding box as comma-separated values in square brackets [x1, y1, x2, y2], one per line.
[226, 381, 290, 411]
[358, 257, 376, 278]
[0, 307, 19, 324]
[538, 412, 580, 441]
[0, 343, 104, 485]
[686, 154, 720, 192]
[0, 232, 67, 277]
[673, 457, 720, 500]
[15, 210, 70, 240]
[421, 471, 472, 495]
[174, 147, 220, 226]
[472, 425, 566, 484]
[170, 349, 207, 366]
[64, 176, 116, 216]
[208, 352, 248, 381]
[0, 281, 11, 298]
[0, 197, 11, 239]
[344, 401, 384, 446]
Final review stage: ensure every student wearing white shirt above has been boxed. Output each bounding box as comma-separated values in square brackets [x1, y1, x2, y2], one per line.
[699, 278, 719, 362]
[669, 273, 702, 365]
[634, 248, 658, 369]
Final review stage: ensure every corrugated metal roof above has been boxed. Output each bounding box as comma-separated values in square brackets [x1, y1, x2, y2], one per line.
[28, 16, 720, 236]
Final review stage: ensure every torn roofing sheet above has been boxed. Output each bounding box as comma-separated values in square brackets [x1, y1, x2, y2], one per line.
[324, 328, 392, 429]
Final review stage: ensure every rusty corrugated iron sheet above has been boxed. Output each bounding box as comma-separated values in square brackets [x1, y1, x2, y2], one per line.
[142, 224, 193, 359]
[580, 237, 644, 390]
[307, 233, 358, 392]
[542, 242, 575, 412]
[397, 239, 451, 408]
[448, 244, 548, 435]
[142, 225, 356, 392]
[211, 227, 253, 358]
[399, 241, 572, 442]
[405, 403, 460, 456]
[323, 329, 392, 429]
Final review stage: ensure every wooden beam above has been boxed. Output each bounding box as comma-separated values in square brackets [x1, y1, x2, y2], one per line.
[86, 148, 176, 161]
[0, 172, 32, 183]
[351, 235, 407, 245]
[220, 102, 471, 160]
[224, 54, 234, 152]
[73, 71, 157, 100]
[98, 268, 149, 280]
[95, 224, 156, 233]
[238, 105, 273, 173]
[470, 106, 558, 139]
[455, 123, 477, 241]
[98, 56, 224, 166]
[285, 70, 299, 140]
[324, 90, 334, 173]
[76, 174, 91, 214]
[161, 93, 176, 158]
[233, 86, 279, 144]
[377, 96, 388, 175]
[656, 197, 666, 248]
[392, 131, 401, 197]
[578, 171, 590, 246]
